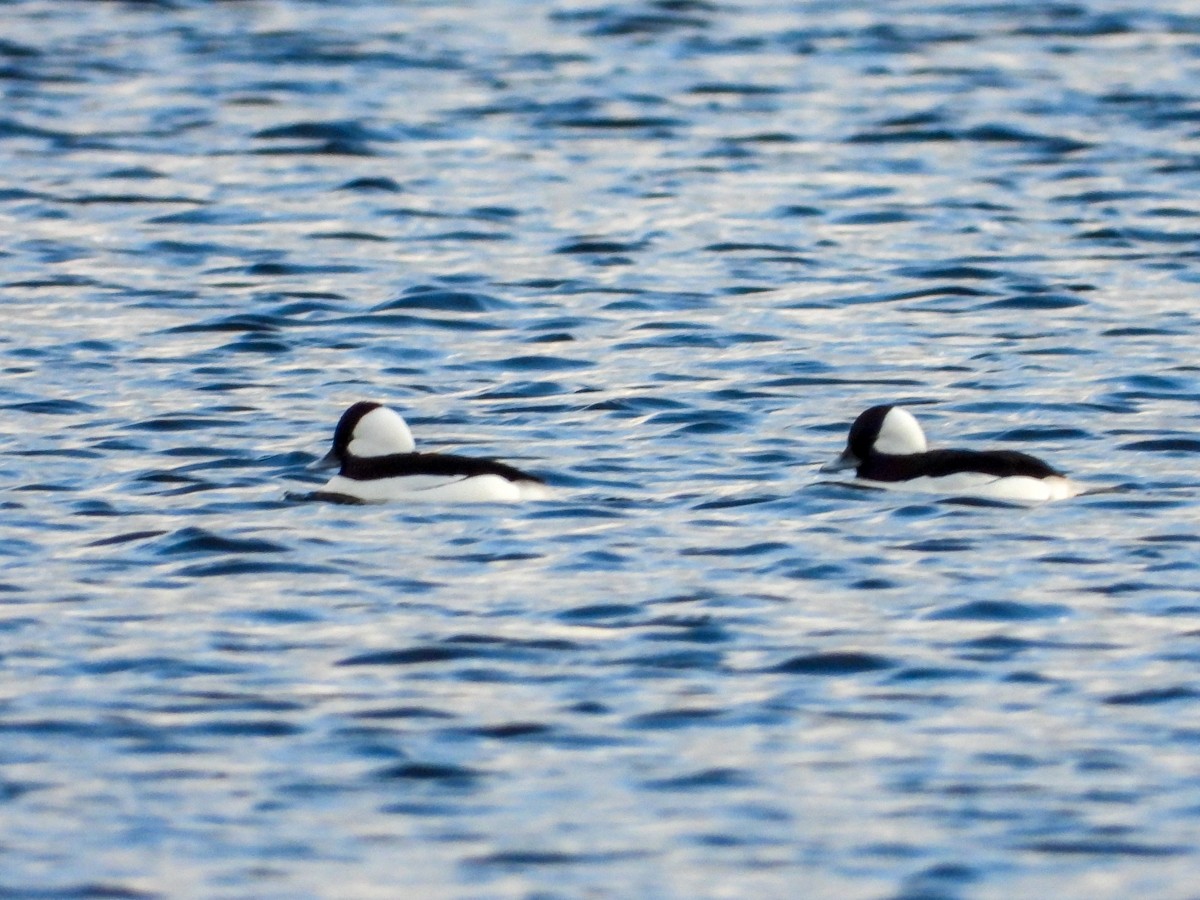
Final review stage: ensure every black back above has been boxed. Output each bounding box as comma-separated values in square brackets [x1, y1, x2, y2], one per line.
[340, 451, 544, 484]
[858, 448, 1064, 482]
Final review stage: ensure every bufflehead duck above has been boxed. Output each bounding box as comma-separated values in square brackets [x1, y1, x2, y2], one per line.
[821, 405, 1081, 502]
[311, 401, 550, 503]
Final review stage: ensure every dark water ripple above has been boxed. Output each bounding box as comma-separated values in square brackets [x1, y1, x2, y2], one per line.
[2, 0, 1200, 897]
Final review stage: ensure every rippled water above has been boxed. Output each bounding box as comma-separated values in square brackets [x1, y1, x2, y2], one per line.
[4, 0, 1200, 896]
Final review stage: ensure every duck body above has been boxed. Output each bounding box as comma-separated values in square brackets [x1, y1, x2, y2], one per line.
[313, 401, 549, 503]
[821, 405, 1081, 502]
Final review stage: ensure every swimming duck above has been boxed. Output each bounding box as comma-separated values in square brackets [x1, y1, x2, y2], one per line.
[312, 401, 549, 502]
[821, 405, 1081, 502]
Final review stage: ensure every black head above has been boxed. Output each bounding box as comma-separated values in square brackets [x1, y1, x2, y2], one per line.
[820, 404, 905, 475]
[331, 401, 383, 460]
[846, 404, 893, 460]
[311, 401, 384, 471]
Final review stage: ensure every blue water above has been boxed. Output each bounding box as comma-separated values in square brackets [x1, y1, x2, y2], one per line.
[3, 0, 1200, 896]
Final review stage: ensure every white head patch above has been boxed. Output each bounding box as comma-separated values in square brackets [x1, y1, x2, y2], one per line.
[874, 407, 928, 455]
[348, 406, 416, 457]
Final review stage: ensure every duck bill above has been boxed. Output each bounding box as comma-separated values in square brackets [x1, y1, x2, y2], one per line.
[819, 449, 859, 474]
[309, 450, 341, 472]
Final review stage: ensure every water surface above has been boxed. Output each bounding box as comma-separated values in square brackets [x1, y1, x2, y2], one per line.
[2, 1, 1200, 897]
